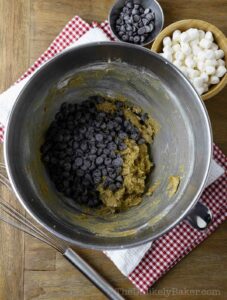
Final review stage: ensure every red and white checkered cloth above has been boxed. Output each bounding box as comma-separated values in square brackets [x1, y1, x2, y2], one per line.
[0, 16, 226, 294]
[0, 17, 114, 141]
[129, 144, 226, 292]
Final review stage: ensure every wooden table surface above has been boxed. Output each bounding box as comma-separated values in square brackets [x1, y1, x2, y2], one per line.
[0, 1, 226, 299]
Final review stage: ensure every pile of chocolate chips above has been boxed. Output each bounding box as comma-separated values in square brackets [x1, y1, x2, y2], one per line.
[115, 0, 155, 44]
[40, 96, 146, 208]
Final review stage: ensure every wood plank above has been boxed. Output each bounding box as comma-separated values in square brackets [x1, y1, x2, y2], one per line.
[0, 0, 30, 299]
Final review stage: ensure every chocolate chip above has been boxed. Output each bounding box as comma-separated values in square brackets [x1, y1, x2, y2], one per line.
[109, 184, 117, 192]
[122, 34, 129, 41]
[96, 156, 104, 165]
[126, 24, 132, 31]
[112, 157, 123, 167]
[97, 148, 103, 156]
[95, 133, 103, 142]
[138, 27, 146, 35]
[131, 131, 139, 140]
[139, 7, 144, 14]
[90, 146, 97, 154]
[119, 132, 127, 139]
[76, 169, 84, 177]
[81, 160, 91, 171]
[116, 18, 122, 25]
[134, 35, 140, 43]
[75, 157, 83, 167]
[93, 169, 101, 177]
[126, 2, 133, 8]
[146, 13, 154, 21]
[132, 8, 139, 15]
[138, 138, 146, 144]
[140, 36, 146, 43]
[144, 8, 150, 14]
[93, 176, 102, 184]
[116, 175, 123, 182]
[149, 23, 154, 32]
[118, 143, 127, 151]
[116, 182, 122, 189]
[102, 169, 107, 176]
[63, 163, 71, 171]
[133, 15, 140, 22]
[105, 158, 112, 166]
[142, 18, 149, 26]
[108, 142, 117, 151]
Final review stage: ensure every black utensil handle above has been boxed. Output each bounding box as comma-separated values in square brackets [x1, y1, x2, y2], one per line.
[186, 202, 212, 230]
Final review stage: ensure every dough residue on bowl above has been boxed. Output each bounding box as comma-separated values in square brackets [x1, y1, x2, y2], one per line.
[167, 175, 180, 197]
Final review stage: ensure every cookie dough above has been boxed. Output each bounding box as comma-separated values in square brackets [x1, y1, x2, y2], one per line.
[96, 101, 116, 113]
[98, 139, 152, 210]
[124, 108, 155, 143]
[97, 99, 155, 211]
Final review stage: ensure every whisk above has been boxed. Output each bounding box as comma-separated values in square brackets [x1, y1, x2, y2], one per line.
[0, 163, 124, 300]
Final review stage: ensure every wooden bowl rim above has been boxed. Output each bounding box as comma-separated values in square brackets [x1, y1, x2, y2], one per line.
[151, 19, 227, 101]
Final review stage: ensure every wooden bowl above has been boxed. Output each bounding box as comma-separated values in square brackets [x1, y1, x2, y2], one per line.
[151, 19, 227, 100]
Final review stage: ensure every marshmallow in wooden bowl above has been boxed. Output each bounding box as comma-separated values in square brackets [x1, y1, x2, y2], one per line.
[158, 28, 226, 96]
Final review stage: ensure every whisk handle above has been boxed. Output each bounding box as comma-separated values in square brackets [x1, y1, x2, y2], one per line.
[63, 248, 125, 300]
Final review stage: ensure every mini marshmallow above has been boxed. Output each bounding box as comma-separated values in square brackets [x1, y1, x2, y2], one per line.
[181, 42, 191, 55]
[163, 36, 172, 47]
[203, 83, 209, 92]
[199, 38, 212, 49]
[187, 28, 199, 41]
[197, 61, 205, 72]
[204, 59, 217, 67]
[180, 31, 191, 43]
[216, 65, 227, 77]
[179, 66, 188, 76]
[185, 56, 196, 68]
[211, 42, 218, 51]
[205, 49, 216, 59]
[190, 39, 200, 47]
[162, 52, 173, 62]
[163, 45, 173, 54]
[205, 65, 216, 75]
[175, 50, 185, 61]
[200, 72, 209, 82]
[205, 31, 214, 42]
[215, 49, 224, 59]
[197, 49, 207, 61]
[217, 59, 225, 66]
[188, 68, 200, 79]
[195, 86, 205, 95]
[193, 77, 204, 88]
[172, 43, 181, 53]
[159, 28, 227, 93]
[210, 75, 220, 85]
[173, 60, 182, 68]
[172, 30, 181, 42]
[192, 45, 201, 56]
[198, 30, 205, 39]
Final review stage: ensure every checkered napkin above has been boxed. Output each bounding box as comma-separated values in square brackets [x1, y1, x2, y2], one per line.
[0, 16, 226, 294]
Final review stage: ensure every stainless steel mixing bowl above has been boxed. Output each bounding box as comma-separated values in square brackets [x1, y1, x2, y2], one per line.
[4, 42, 212, 249]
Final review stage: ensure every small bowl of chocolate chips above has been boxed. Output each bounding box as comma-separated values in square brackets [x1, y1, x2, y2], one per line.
[109, 0, 164, 46]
